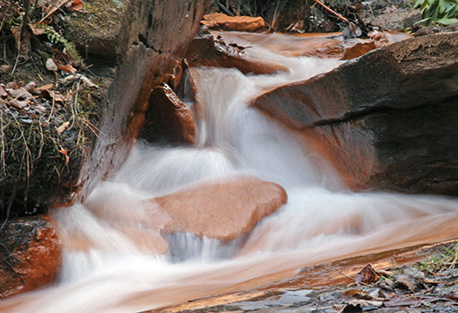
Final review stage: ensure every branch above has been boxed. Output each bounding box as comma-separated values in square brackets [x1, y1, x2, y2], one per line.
[313, 0, 350, 24]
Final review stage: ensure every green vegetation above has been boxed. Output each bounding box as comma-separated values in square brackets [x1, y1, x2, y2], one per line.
[417, 241, 458, 273]
[410, 0, 458, 26]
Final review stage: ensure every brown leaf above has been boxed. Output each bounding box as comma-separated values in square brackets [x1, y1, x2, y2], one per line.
[57, 63, 77, 73]
[355, 264, 380, 284]
[340, 289, 373, 301]
[48, 90, 67, 103]
[0, 85, 7, 97]
[56, 121, 70, 134]
[30, 24, 47, 36]
[10, 27, 31, 61]
[69, 0, 84, 11]
[35, 84, 55, 92]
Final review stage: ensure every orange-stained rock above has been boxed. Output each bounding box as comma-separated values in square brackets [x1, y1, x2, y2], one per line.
[202, 13, 265, 32]
[141, 83, 197, 144]
[0, 216, 61, 299]
[155, 176, 287, 241]
[187, 33, 288, 75]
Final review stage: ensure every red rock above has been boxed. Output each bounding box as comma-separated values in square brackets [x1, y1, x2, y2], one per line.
[154, 176, 287, 241]
[201, 13, 265, 32]
[141, 83, 197, 144]
[187, 34, 288, 75]
[0, 216, 61, 299]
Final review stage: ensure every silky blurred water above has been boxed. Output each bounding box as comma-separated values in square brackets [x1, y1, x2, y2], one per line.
[2, 31, 458, 313]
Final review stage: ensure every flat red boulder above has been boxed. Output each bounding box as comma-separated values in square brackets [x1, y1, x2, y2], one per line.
[155, 176, 287, 241]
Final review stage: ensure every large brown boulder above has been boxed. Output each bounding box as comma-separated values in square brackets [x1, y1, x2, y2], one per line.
[155, 176, 287, 241]
[0, 216, 61, 298]
[253, 32, 458, 195]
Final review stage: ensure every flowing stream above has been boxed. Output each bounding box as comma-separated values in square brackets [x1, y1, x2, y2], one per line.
[2, 32, 458, 313]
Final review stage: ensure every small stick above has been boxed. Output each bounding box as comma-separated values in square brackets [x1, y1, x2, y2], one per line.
[39, 0, 70, 23]
[313, 0, 350, 24]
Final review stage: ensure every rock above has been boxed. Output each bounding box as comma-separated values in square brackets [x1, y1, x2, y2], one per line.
[365, 8, 421, 30]
[253, 32, 458, 195]
[201, 12, 265, 32]
[155, 176, 287, 241]
[141, 83, 197, 144]
[75, 0, 207, 202]
[0, 216, 61, 298]
[186, 33, 288, 75]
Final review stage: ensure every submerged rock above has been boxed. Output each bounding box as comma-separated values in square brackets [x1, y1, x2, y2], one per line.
[155, 176, 287, 241]
[0, 216, 61, 299]
[253, 32, 458, 195]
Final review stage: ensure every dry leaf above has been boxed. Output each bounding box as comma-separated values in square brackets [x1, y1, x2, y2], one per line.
[48, 90, 67, 103]
[30, 24, 47, 36]
[35, 84, 55, 92]
[0, 85, 7, 97]
[355, 264, 380, 284]
[56, 121, 71, 134]
[69, 0, 84, 11]
[57, 63, 77, 73]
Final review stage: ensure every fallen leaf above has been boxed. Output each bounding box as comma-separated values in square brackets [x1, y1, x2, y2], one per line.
[0, 65, 12, 73]
[57, 63, 77, 73]
[25, 82, 36, 93]
[11, 27, 31, 61]
[0, 85, 7, 97]
[69, 0, 84, 11]
[384, 295, 421, 307]
[48, 90, 67, 103]
[35, 84, 55, 92]
[340, 289, 373, 301]
[8, 99, 29, 109]
[355, 264, 380, 284]
[56, 121, 70, 134]
[30, 24, 47, 36]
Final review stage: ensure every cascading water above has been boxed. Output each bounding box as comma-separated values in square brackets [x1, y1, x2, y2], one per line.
[2, 32, 458, 313]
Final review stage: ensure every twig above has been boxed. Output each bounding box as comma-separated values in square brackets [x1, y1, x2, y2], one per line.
[312, 0, 350, 24]
[39, 0, 70, 23]
[217, 1, 235, 17]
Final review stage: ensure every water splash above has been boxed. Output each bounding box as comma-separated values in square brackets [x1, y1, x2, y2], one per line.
[2, 31, 458, 313]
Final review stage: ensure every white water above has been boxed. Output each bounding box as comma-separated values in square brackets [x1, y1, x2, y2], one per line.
[2, 32, 458, 313]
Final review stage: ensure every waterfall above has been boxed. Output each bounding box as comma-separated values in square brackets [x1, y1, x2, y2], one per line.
[2, 31, 458, 313]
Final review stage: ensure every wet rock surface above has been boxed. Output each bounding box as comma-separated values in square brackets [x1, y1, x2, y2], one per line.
[155, 176, 287, 241]
[0, 216, 61, 299]
[253, 31, 458, 195]
[75, 0, 208, 202]
[175, 244, 458, 313]
[186, 31, 288, 75]
[141, 83, 197, 145]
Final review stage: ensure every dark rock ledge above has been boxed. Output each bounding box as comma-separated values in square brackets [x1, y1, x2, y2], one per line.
[253, 31, 458, 195]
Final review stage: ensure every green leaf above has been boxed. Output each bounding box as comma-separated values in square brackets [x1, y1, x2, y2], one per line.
[437, 17, 458, 24]
[439, 0, 447, 12]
